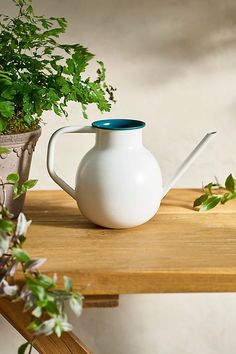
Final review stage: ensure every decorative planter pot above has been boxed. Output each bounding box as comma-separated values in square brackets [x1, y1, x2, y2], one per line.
[0, 128, 41, 217]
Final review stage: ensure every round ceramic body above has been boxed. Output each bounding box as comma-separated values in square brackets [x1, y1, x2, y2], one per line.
[75, 121, 162, 228]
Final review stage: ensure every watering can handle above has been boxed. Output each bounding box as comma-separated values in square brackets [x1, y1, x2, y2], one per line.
[47, 126, 96, 199]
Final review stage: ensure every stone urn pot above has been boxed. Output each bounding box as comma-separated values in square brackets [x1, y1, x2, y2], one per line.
[0, 128, 41, 217]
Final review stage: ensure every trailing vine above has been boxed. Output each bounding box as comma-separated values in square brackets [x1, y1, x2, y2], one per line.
[0, 168, 82, 354]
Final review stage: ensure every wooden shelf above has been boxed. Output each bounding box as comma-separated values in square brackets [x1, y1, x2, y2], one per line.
[20, 189, 236, 294]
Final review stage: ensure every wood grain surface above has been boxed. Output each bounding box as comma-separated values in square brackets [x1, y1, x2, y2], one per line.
[20, 189, 236, 294]
[0, 298, 92, 354]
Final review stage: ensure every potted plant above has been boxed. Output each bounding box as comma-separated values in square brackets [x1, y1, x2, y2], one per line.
[0, 0, 115, 216]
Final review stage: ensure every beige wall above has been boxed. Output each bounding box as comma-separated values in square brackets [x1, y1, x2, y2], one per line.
[1, 0, 236, 353]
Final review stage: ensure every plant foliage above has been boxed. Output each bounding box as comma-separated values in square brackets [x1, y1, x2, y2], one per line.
[193, 174, 236, 211]
[0, 172, 83, 353]
[0, 0, 115, 134]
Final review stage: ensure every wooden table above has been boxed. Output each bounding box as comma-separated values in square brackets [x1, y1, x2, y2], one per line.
[1, 189, 236, 353]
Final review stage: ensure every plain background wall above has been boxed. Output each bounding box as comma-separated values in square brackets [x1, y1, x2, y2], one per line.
[1, 0, 236, 353]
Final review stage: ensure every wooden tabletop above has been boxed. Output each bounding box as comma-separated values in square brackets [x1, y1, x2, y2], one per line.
[22, 189, 236, 295]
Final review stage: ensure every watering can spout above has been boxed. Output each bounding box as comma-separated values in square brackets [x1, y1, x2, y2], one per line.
[162, 132, 217, 198]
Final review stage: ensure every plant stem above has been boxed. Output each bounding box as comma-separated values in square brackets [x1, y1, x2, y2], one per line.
[28, 343, 33, 354]
[0, 178, 6, 206]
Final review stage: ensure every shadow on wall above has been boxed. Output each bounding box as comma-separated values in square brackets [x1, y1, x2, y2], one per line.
[109, 0, 236, 83]
[32, 0, 236, 85]
[77, 0, 236, 84]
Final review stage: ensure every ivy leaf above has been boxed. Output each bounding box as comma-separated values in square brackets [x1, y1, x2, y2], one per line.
[205, 182, 213, 195]
[0, 235, 10, 256]
[225, 174, 235, 193]
[13, 180, 37, 199]
[32, 306, 42, 318]
[54, 323, 62, 337]
[0, 219, 14, 233]
[26, 283, 45, 301]
[3, 282, 18, 296]
[193, 193, 208, 208]
[12, 248, 30, 263]
[27, 320, 40, 332]
[200, 196, 222, 211]
[25, 258, 46, 272]
[69, 296, 82, 317]
[22, 179, 37, 189]
[45, 301, 58, 316]
[18, 342, 30, 354]
[16, 213, 31, 237]
[194, 175, 236, 211]
[36, 274, 54, 289]
[221, 192, 236, 204]
[61, 320, 73, 332]
[64, 276, 72, 292]
[7, 173, 19, 184]
[34, 318, 56, 336]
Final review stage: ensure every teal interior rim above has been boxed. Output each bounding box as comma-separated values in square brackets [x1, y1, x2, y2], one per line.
[92, 119, 146, 130]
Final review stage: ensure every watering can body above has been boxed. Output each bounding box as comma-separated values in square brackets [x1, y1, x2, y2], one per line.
[47, 119, 216, 229]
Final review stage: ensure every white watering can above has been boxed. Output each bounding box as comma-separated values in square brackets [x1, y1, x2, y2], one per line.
[47, 119, 216, 229]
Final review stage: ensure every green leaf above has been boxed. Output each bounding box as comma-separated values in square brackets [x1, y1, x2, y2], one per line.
[221, 192, 236, 204]
[0, 147, 10, 154]
[64, 276, 73, 292]
[13, 184, 21, 199]
[27, 320, 41, 332]
[13, 180, 37, 199]
[225, 174, 235, 193]
[0, 101, 14, 118]
[0, 117, 8, 132]
[22, 179, 37, 189]
[66, 58, 75, 74]
[18, 342, 30, 354]
[7, 173, 19, 184]
[12, 248, 30, 263]
[97, 61, 106, 81]
[34, 318, 56, 336]
[26, 5, 33, 14]
[45, 301, 58, 315]
[36, 274, 54, 289]
[200, 196, 222, 211]
[54, 323, 62, 337]
[193, 193, 208, 208]
[25, 258, 46, 271]
[0, 219, 14, 233]
[26, 282, 45, 301]
[32, 306, 42, 318]
[1, 87, 16, 100]
[205, 182, 213, 195]
[69, 296, 82, 317]
[0, 235, 10, 256]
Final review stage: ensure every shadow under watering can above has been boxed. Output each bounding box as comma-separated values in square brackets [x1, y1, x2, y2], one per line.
[47, 119, 216, 229]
